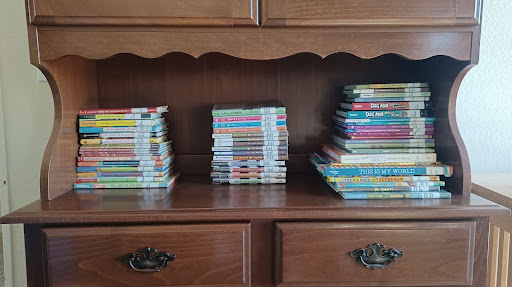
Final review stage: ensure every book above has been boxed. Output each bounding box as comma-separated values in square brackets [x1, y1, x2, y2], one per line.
[340, 191, 452, 199]
[212, 120, 286, 128]
[211, 166, 287, 173]
[76, 166, 170, 172]
[212, 103, 286, 117]
[213, 114, 287, 122]
[213, 140, 289, 147]
[77, 154, 169, 161]
[76, 175, 169, 183]
[210, 172, 287, 178]
[212, 178, 286, 184]
[80, 137, 167, 145]
[334, 186, 442, 192]
[77, 158, 171, 167]
[75, 189, 171, 200]
[78, 113, 162, 120]
[212, 146, 288, 152]
[340, 102, 432, 111]
[343, 148, 436, 154]
[326, 175, 441, 183]
[346, 97, 431, 102]
[344, 83, 429, 90]
[213, 155, 289, 161]
[79, 125, 167, 133]
[79, 118, 166, 127]
[339, 124, 435, 130]
[332, 137, 435, 145]
[79, 151, 171, 157]
[343, 131, 434, 137]
[213, 126, 287, 134]
[323, 144, 436, 164]
[78, 106, 169, 115]
[80, 131, 168, 139]
[344, 88, 430, 94]
[214, 136, 288, 142]
[74, 173, 179, 189]
[310, 154, 452, 177]
[336, 110, 431, 119]
[212, 160, 286, 167]
[77, 171, 169, 177]
[342, 127, 434, 133]
[214, 151, 288, 156]
[212, 131, 288, 139]
[333, 115, 435, 125]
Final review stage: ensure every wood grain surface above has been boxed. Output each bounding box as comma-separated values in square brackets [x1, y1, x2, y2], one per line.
[275, 221, 476, 286]
[42, 224, 250, 287]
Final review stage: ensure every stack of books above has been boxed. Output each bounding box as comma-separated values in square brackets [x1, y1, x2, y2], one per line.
[73, 106, 178, 189]
[310, 83, 454, 199]
[211, 103, 289, 184]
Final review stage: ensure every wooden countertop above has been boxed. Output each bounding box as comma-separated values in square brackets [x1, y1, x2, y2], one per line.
[1, 174, 508, 224]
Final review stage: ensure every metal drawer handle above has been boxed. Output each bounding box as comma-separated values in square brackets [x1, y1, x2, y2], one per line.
[349, 243, 403, 269]
[118, 247, 176, 272]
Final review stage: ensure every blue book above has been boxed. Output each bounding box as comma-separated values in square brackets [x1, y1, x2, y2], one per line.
[310, 153, 453, 177]
[79, 124, 166, 133]
[212, 120, 286, 128]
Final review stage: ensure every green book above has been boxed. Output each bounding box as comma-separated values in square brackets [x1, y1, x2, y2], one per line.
[212, 103, 286, 117]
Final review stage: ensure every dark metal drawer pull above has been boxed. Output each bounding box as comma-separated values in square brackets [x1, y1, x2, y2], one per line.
[118, 247, 176, 272]
[349, 243, 403, 269]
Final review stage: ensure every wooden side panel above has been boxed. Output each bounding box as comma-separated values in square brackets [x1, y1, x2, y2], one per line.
[29, 0, 258, 27]
[262, 0, 478, 27]
[42, 224, 250, 287]
[275, 221, 476, 286]
[39, 56, 98, 200]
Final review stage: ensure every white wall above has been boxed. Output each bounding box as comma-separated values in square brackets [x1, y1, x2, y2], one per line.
[458, 0, 512, 173]
[0, 0, 511, 286]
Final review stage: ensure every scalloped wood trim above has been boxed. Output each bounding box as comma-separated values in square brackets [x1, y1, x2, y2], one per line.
[36, 30, 472, 61]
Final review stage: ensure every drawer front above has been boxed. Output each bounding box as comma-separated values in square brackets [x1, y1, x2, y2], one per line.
[29, 0, 258, 27]
[43, 224, 250, 287]
[275, 221, 475, 286]
[262, 0, 478, 27]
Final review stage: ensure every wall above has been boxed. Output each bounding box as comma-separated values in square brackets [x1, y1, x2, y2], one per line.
[0, 0, 511, 286]
[0, 0, 54, 286]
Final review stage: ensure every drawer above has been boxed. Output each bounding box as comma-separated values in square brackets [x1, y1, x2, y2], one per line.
[42, 224, 250, 287]
[261, 0, 479, 27]
[275, 221, 475, 286]
[29, 0, 258, 27]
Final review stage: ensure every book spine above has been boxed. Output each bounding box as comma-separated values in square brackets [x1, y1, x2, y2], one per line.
[212, 160, 286, 167]
[212, 167, 287, 173]
[78, 107, 165, 115]
[321, 165, 452, 177]
[214, 137, 288, 142]
[341, 143, 436, 148]
[345, 131, 434, 137]
[213, 126, 287, 133]
[213, 151, 287, 156]
[78, 114, 159, 120]
[213, 114, 287, 122]
[213, 155, 289, 161]
[323, 145, 437, 164]
[345, 110, 430, 119]
[74, 181, 170, 189]
[344, 124, 434, 130]
[76, 176, 167, 183]
[345, 83, 429, 90]
[213, 140, 288, 147]
[334, 115, 436, 123]
[351, 96, 431, 102]
[344, 148, 435, 154]
[327, 175, 440, 183]
[77, 171, 166, 177]
[212, 107, 286, 116]
[349, 102, 430, 111]
[346, 88, 430, 94]
[81, 132, 164, 139]
[345, 135, 432, 140]
[79, 119, 162, 127]
[80, 138, 164, 145]
[77, 160, 168, 167]
[212, 120, 286, 128]
[212, 178, 286, 184]
[341, 191, 451, 200]
[212, 146, 287, 151]
[78, 155, 166, 161]
[79, 125, 164, 133]
[211, 172, 287, 178]
[76, 166, 167, 172]
[79, 151, 170, 156]
[337, 186, 441, 192]
[212, 131, 288, 138]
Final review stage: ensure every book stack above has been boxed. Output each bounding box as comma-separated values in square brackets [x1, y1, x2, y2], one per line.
[73, 106, 178, 189]
[211, 103, 289, 184]
[310, 83, 454, 199]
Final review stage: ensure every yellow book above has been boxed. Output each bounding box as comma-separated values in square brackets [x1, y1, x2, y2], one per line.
[80, 137, 167, 145]
[79, 118, 165, 127]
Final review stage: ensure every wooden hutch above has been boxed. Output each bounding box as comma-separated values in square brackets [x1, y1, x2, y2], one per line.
[1, 0, 508, 286]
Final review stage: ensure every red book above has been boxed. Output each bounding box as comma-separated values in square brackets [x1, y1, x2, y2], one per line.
[78, 106, 168, 115]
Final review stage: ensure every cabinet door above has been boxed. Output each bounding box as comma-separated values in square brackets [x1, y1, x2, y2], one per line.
[43, 224, 250, 287]
[29, 0, 258, 27]
[261, 0, 478, 27]
[276, 221, 476, 286]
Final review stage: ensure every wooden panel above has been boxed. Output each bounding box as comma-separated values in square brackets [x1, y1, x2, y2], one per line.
[261, 0, 478, 27]
[29, 0, 258, 27]
[275, 221, 476, 286]
[42, 224, 250, 287]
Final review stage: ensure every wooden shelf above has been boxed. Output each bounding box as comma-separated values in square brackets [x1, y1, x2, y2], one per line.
[2, 174, 507, 224]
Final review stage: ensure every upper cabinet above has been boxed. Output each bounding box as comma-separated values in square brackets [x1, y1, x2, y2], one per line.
[28, 0, 259, 27]
[261, 0, 479, 27]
